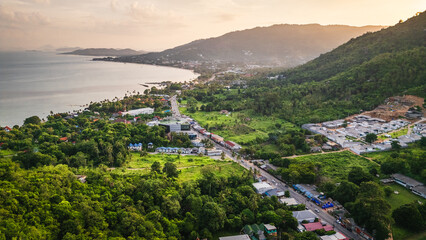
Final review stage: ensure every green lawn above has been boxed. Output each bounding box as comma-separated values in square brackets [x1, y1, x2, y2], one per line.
[287, 151, 379, 182]
[181, 106, 296, 145]
[120, 153, 247, 183]
[385, 184, 424, 210]
[390, 127, 409, 138]
[128, 153, 221, 169]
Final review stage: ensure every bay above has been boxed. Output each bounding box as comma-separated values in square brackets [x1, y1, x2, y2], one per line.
[0, 51, 198, 126]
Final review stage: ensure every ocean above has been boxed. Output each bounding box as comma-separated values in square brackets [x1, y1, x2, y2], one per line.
[0, 51, 198, 126]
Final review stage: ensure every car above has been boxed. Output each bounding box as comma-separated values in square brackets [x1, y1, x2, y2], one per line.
[315, 209, 319, 213]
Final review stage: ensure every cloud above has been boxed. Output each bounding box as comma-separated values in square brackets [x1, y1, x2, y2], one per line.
[127, 1, 186, 28]
[217, 13, 236, 22]
[0, 5, 50, 29]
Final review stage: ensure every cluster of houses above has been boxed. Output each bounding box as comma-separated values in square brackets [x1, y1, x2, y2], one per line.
[128, 143, 143, 151]
[193, 125, 242, 152]
[292, 210, 349, 240]
[303, 115, 425, 154]
[219, 223, 277, 240]
[381, 173, 426, 199]
[155, 147, 201, 154]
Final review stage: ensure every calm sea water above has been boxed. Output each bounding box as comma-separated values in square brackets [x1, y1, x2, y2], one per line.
[0, 51, 198, 126]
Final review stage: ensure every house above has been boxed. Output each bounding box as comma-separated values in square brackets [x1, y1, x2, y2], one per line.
[263, 224, 277, 237]
[205, 149, 222, 156]
[225, 141, 242, 151]
[253, 182, 274, 194]
[280, 198, 299, 206]
[59, 137, 68, 142]
[320, 232, 349, 240]
[4, 126, 12, 132]
[311, 146, 322, 153]
[243, 224, 266, 240]
[128, 143, 143, 151]
[302, 222, 333, 232]
[264, 188, 284, 197]
[211, 134, 224, 143]
[391, 173, 423, 188]
[412, 185, 426, 199]
[121, 107, 154, 116]
[147, 143, 154, 149]
[220, 110, 229, 115]
[75, 175, 87, 183]
[292, 210, 317, 223]
[219, 235, 251, 240]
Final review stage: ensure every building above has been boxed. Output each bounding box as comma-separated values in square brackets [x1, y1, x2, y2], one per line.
[391, 173, 423, 188]
[159, 119, 191, 132]
[263, 224, 277, 237]
[292, 210, 317, 223]
[147, 143, 154, 149]
[219, 235, 251, 240]
[320, 232, 349, 240]
[128, 143, 142, 151]
[174, 131, 197, 140]
[280, 198, 299, 206]
[253, 182, 274, 194]
[205, 149, 223, 156]
[211, 134, 224, 143]
[225, 140, 242, 151]
[302, 222, 334, 232]
[264, 188, 284, 197]
[121, 107, 154, 116]
[412, 185, 426, 199]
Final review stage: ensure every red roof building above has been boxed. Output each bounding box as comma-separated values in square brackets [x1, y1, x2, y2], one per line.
[302, 222, 334, 232]
[4, 126, 12, 132]
[59, 137, 68, 142]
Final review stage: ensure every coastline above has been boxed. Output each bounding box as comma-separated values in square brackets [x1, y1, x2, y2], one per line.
[0, 51, 198, 127]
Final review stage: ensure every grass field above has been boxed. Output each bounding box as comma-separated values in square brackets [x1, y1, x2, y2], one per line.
[390, 127, 409, 138]
[121, 153, 247, 183]
[181, 105, 296, 145]
[287, 151, 379, 182]
[128, 153, 221, 169]
[385, 184, 424, 210]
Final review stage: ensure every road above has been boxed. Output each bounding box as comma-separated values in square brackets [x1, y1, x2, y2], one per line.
[170, 95, 181, 118]
[170, 96, 361, 239]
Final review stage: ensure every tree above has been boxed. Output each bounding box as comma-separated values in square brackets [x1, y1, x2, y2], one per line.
[151, 161, 161, 173]
[365, 133, 377, 143]
[24, 116, 41, 125]
[392, 203, 425, 231]
[295, 231, 319, 240]
[200, 202, 226, 231]
[348, 167, 372, 185]
[332, 181, 359, 205]
[163, 162, 179, 178]
[391, 140, 401, 150]
[384, 186, 393, 197]
[221, 151, 225, 160]
[284, 190, 290, 198]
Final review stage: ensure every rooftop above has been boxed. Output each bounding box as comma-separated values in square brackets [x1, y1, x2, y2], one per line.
[219, 235, 251, 240]
[392, 173, 423, 187]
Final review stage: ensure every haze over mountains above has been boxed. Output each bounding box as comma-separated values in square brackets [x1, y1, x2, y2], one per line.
[64, 48, 147, 57]
[115, 24, 384, 67]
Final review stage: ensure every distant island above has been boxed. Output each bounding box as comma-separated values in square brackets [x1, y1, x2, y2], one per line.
[63, 48, 147, 57]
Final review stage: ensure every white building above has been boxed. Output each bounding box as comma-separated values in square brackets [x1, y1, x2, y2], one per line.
[252, 182, 274, 194]
[122, 107, 154, 116]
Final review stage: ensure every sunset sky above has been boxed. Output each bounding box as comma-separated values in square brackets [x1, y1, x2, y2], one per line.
[0, 0, 424, 51]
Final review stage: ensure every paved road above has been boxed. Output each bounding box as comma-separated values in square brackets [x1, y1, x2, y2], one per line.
[171, 96, 361, 239]
[170, 95, 181, 118]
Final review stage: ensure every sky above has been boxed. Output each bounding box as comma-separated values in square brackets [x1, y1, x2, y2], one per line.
[0, 0, 424, 51]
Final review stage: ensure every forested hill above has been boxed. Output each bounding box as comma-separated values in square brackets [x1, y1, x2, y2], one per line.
[281, 11, 426, 84]
[229, 12, 426, 124]
[115, 24, 383, 67]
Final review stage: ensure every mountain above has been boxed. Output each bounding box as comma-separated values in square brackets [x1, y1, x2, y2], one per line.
[281, 11, 426, 84]
[63, 48, 147, 56]
[255, 11, 426, 123]
[114, 24, 384, 67]
[189, 12, 425, 125]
